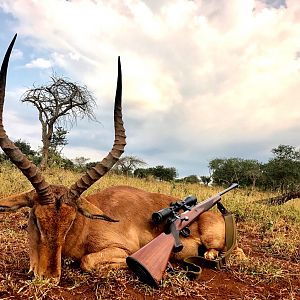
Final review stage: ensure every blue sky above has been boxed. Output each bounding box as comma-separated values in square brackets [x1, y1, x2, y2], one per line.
[0, 0, 299, 177]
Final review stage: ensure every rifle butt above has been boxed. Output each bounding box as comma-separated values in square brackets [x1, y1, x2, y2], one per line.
[126, 232, 175, 288]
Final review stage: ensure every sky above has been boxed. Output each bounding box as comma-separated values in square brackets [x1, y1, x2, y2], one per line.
[0, 0, 299, 177]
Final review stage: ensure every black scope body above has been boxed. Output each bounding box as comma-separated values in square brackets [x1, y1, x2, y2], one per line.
[152, 195, 197, 224]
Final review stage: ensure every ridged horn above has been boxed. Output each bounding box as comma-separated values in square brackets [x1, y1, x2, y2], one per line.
[69, 57, 126, 199]
[0, 34, 54, 205]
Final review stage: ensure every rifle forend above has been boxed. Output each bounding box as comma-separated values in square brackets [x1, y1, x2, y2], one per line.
[126, 183, 238, 287]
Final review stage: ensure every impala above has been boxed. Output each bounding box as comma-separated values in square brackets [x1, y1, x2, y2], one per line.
[0, 35, 228, 284]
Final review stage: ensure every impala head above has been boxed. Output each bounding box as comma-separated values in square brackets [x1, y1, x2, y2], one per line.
[0, 35, 126, 283]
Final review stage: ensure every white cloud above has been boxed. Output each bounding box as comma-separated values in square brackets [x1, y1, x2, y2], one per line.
[25, 57, 52, 69]
[12, 48, 23, 60]
[62, 146, 107, 163]
[1, 0, 300, 176]
[4, 110, 41, 149]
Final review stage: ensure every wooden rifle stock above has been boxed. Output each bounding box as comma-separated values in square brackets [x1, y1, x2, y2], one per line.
[126, 232, 175, 287]
[126, 183, 238, 287]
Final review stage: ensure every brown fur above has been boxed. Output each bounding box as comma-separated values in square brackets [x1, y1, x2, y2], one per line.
[0, 185, 227, 283]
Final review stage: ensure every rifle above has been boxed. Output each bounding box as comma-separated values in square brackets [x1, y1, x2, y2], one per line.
[126, 183, 238, 287]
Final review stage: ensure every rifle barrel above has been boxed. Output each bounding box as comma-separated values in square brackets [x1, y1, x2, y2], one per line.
[219, 183, 238, 196]
[174, 183, 238, 231]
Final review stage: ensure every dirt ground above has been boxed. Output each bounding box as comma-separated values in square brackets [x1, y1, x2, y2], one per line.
[0, 210, 299, 300]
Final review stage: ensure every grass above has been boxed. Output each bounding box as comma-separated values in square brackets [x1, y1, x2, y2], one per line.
[227, 253, 285, 283]
[0, 165, 299, 299]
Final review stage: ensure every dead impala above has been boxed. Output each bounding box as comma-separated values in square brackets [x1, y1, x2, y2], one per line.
[0, 35, 229, 284]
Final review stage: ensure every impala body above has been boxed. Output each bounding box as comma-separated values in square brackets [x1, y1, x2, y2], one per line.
[0, 35, 226, 284]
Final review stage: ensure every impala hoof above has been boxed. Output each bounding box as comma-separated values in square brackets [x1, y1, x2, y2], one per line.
[204, 249, 219, 260]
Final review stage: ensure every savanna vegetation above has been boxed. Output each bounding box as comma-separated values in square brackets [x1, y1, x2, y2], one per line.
[0, 164, 299, 299]
[209, 145, 300, 191]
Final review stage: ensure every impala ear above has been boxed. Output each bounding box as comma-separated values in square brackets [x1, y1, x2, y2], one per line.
[0, 190, 35, 212]
[76, 197, 118, 222]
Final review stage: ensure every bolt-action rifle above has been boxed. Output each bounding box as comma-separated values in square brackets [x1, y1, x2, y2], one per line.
[126, 183, 238, 287]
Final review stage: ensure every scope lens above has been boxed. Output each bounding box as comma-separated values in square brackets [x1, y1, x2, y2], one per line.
[151, 212, 162, 224]
[151, 207, 173, 224]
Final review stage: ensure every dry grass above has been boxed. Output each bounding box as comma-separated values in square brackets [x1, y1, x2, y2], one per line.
[0, 165, 299, 299]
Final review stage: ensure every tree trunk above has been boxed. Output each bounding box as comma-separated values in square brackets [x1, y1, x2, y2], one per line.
[40, 123, 53, 170]
[40, 138, 50, 170]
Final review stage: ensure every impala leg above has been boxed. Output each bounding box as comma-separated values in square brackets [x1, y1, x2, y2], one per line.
[80, 247, 129, 271]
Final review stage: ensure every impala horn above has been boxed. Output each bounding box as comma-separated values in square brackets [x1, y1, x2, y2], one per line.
[69, 57, 126, 200]
[0, 34, 54, 205]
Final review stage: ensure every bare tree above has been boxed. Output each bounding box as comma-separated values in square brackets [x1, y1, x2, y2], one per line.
[72, 156, 90, 171]
[113, 155, 147, 176]
[21, 75, 97, 169]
